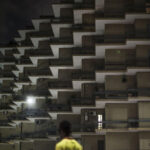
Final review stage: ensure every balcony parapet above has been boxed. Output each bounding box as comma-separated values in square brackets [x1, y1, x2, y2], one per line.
[46, 104, 71, 111]
[72, 24, 95, 31]
[49, 59, 72, 66]
[22, 89, 50, 96]
[25, 49, 52, 56]
[0, 87, 13, 94]
[16, 58, 32, 65]
[71, 71, 95, 80]
[74, 3, 95, 9]
[50, 37, 73, 44]
[0, 72, 15, 78]
[71, 97, 95, 105]
[53, 0, 74, 4]
[72, 47, 95, 55]
[48, 81, 72, 89]
[0, 56, 16, 63]
[26, 69, 51, 76]
[95, 88, 150, 99]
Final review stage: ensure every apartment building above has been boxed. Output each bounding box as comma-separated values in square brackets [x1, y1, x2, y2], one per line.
[0, 0, 150, 150]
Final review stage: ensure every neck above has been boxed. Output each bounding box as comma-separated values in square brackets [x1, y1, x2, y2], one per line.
[61, 134, 71, 139]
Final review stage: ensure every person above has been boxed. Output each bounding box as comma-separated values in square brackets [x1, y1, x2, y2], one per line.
[55, 120, 83, 150]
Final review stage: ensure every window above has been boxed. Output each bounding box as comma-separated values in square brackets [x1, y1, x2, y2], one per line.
[98, 114, 103, 129]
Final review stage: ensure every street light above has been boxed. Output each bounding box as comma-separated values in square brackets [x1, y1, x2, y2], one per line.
[26, 96, 36, 106]
[20, 96, 36, 141]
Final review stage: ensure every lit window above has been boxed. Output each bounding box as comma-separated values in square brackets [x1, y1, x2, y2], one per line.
[98, 114, 103, 129]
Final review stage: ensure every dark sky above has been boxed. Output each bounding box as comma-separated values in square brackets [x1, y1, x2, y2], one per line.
[0, 0, 53, 44]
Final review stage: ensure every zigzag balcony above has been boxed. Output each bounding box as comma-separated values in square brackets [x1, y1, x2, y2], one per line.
[71, 97, 95, 106]
[0, 87, 14, 95]
[16, 58, 32, 65]
[0, 125, 57, 142]
[0, 72, 15, 78]
[15, 76, 30, 82]
[80, 120, 150, 132]
[103, 5, 148, 18]
[53, 0, 74, 4]
[72, 47, 95, 55]
[50, 37, 73, 44]
[18, 39, 33, 47]
[49, 59, 73, 66]
[71, 71, 95, 80]
[52, 17, 73, 23]
[46, 104, 71, 112]
[95, 88, 150, 99]
[48, 81, 72, 89]
[9, 109, 49, 119]
[29, 31, 53, 37]
[105, 31, 150, 43]
[26, 69, 52, 76]
[25, 49, 53, 56]
[0, 56, 16, 64]
[72, 24, 95, 32]
[74, 3, 95, 9]
[21, 89, 50, 97]
[0, 120, 11, 126]
[105, 60, 150, 70]
[0, 103, 13, 110]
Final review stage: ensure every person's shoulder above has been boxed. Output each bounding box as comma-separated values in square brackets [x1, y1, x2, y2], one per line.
[55, 139, 64, 149]
[72, 139, 83, 149]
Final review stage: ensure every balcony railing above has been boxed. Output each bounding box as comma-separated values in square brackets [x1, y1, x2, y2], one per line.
[0, 103, 12, 109]
[0, 88, 13, 94]
[0, 72, 15, 78]
[74, 3, 94, 9]
[53, 0, 74, 4]
[72, 24, 95, 31]
[15, 77, 30, 82]
[0, 126, 57, 142]
[49, 59, 72, 66]
[9, 109, 49, 119]
[71, 97, 95, 105]
[46, 104, 71, 111]
[0, 120, 10, 126]
[0, 57, 16, 63]
[52, 17, 73, 23]
[50, 37, 73, 44]
[18, 40, 32, 46]
[25, 49, 52, 56]
[26, 69, 51, 76]
[16, 58, 32, 64]
[48, 81, 72, 88]
[22, 89, 50, 96]
[71, 71, 95, 80]
[72, 47, 95, 55]
[1, 118, 150, 142]
[29, 31, 53, 37]
[95, 88, 150, 99]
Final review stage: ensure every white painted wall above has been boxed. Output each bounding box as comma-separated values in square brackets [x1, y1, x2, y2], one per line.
[32, 19, 50, 30]
[95, 0, 104, 11]
[52, 4, 73, 18]
[51, 24, 72, 38]
[73, 32, 99, 46]
[74, 9, 95, 24]
[96, 14, 150, 33]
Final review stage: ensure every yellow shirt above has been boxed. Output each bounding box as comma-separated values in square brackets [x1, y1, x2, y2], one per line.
[55, 138, 83, 150]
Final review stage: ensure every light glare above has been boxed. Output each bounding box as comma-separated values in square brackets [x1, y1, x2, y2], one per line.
[26, 96, 36, 105]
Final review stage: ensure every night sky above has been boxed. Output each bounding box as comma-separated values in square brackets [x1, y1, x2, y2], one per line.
[0, 0, 53, 44]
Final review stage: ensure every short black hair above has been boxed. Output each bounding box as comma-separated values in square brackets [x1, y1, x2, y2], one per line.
[59, 120, 71, 136]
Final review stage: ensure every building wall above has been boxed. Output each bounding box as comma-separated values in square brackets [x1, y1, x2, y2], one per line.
[82, 135, 105, 150]
[138, 102, 150, 127]
[106, 133, 138, 150]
